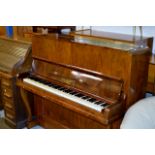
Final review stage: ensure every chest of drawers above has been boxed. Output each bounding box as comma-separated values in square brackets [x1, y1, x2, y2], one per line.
[0, 37, 32, 128]
[0, 72, 27, 128]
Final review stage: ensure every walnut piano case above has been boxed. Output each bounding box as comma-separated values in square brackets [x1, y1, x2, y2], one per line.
[16, 32, 150, 129]
[0, 37, 32, 128]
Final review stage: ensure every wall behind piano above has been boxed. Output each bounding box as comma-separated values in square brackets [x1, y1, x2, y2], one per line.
[76, 26, 155, 53]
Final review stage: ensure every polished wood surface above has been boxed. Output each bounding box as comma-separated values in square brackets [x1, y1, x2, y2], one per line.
[147, 54, 155, 94]
[32, 34, 150, 109]
[17, 32, 151, 128]
[0, 27, 6, 35]
[71, 29, 153, 47]
[0, 36, 32, 128]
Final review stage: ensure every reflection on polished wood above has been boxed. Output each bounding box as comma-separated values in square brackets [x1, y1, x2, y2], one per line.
[17, 31, 151, 128]
[71, 29, 153, 50]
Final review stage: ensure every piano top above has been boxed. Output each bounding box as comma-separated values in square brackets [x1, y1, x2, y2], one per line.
[71, 29, 150, 43]
[73, 36, 138, 51]
[0, 37, 31, 73]
[72, 30, 150, 51]
[35, 33, 149, 52]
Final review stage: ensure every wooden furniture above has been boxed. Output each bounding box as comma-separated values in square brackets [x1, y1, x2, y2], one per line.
[0, 26, 6, 35]
[0, 36, 32, 128]
[147, 54, 155, 94]
[17, 31, 151, 129]
[13, 26, 33, 39]
[32, 26, 76, 34]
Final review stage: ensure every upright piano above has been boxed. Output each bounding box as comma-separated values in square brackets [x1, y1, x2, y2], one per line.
[17, 31, 151, 128]
[0, 36, 32, 128]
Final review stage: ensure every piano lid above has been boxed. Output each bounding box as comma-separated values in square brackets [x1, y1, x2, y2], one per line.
[0, 37, 31, 73]
[70, 29, 149, 51]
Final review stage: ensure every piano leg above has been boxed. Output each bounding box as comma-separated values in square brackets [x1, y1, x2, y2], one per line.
[20, 88, 38, 128]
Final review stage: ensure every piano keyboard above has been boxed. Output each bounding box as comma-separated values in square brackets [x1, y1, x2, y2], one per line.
[23, 76, 108, 112]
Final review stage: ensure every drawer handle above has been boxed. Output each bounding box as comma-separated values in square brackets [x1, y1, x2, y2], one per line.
[5, 102, 13, 109]
[2, 81, 10, 87]
[6, 113, 14, 120]
[4, 92, 12, 98]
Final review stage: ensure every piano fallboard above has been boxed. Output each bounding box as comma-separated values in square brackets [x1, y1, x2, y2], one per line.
[31, 59, 124, 104]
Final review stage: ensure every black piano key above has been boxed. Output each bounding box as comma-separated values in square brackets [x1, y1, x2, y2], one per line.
[100, 103, 105, 107]
[73, 92, 80, 96]
[68, 91, 75, 94]
[65, 89, 73, 93]
[87, 98, 97, 102]
[70, 91, 78, 95]
[82, 96, 90, 100]
[59, 87, 65, 91]
[31, 77, 39, 81]
[94, 101, 103, 105]
[29, 76, 35, 79]
[62, 88, 70, 92]
[74, 93, 80, 96]
[63, 89, 69, 92]
[48, 83, 55, 87]
[75, 93, 85, 97]
[100, 103, 108, 107]
[44, 82, 51, 85]
[54, 85, 61, 89]
[57, 87, 63, 90]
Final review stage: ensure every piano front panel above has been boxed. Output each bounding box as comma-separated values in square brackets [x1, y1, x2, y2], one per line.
[71, 42, 131, 93]
[34, 95, 112, 129]
[32, 35, 72, 64]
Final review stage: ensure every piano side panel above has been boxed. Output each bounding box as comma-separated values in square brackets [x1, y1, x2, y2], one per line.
[128, 52, 150, 108]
